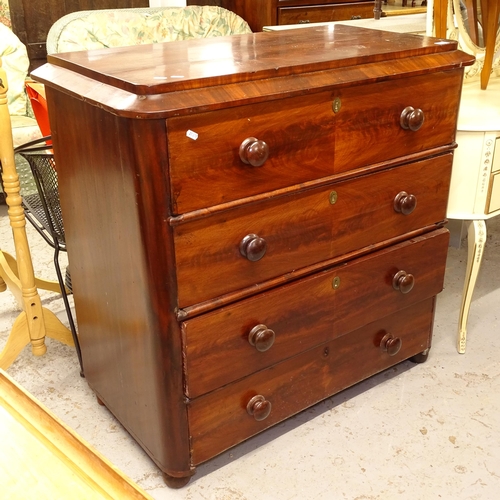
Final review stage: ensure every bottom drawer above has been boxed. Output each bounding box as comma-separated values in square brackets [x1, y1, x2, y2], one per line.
[188, 298, 435, 465]
[278, 2, 374, 25]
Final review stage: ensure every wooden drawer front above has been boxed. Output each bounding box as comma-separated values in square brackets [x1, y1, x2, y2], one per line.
[167, 71, 462, 214]
[182, 229, 448, 398]
[187, 298, 435, 465]
[174, 154, 452, 307]
[278, 3, 374, 25]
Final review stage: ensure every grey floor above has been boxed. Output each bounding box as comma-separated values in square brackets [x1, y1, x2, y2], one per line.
[1, 202, 499, 499]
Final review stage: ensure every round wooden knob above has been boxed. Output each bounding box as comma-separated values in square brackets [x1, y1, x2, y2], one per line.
[246, 395, 272, 421]
[239, 234, 267, 261]
[248, 324, 275, 352]
[400, 106, 424, 131]
[392, 270, 415, 294]
[380, 333, 402, 356]
[239, 137, 269, 167]
[393, 191, 417, 215]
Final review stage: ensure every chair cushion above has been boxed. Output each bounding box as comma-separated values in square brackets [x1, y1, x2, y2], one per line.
[0, 23, 28, 117]
[51, 6, 252, 54]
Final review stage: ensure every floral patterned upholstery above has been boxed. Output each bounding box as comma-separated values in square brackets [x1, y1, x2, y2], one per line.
[47, 6, 252, 55]
[0, 0, 11, 29]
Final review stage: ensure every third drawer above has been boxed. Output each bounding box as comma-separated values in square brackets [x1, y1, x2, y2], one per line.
[181, 227, 449, 398]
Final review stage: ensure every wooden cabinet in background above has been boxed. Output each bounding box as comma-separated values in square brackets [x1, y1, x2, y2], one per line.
[215, 0, 376, 31]
[8, 0, 149, 70]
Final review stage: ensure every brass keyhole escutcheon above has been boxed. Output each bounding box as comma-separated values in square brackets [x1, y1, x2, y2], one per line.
[332, 97, 341, 113]
[329, 191, 338, 205]
[332, 276, 341, 289]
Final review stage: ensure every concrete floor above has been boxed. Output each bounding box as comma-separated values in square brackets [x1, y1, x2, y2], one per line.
[1, 203, 499, 499]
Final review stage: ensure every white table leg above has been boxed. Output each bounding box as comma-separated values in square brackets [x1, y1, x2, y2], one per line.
[458, 219, 486, 353]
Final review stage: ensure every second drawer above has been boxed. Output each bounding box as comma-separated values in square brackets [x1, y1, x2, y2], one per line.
[174, 154, 452, 307]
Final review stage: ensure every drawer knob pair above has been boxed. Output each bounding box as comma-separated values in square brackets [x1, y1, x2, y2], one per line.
[379, 333, 402, 356]
[239, 137, 269, 167]
[248, 324, 275, 352]
[392, 270, 415, 294]
[394, 191, 417, 215]
[240, 233, 267, 261]
[247, 395, 272, 421]
[400, 106, 425, 131]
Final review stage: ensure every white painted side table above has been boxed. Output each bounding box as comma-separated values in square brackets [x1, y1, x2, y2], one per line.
[447, 77, 500, 353]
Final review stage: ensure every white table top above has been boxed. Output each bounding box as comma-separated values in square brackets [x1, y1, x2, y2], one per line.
[458, 76, 500, 132]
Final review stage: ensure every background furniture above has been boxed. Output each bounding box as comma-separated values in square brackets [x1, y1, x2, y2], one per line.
[447, 77, 500, 353]
[6, 0, 149, 70]
[33, 26, 472, 486]
[0, 57, 74, 370]
[0, 22, 41, 149]
[216, 0, 376, 31]
[433, 0, 500, 89]
[263, 11, 427, 33]
[0, 369, 152, 499]
[46, 5, 251, 55]
[15, 136, 83, 374]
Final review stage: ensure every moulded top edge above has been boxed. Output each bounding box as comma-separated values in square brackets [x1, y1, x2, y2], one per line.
[35, 24, 462, 96]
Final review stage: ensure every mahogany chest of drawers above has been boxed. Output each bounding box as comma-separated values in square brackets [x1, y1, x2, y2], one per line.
[217, 0, 376, 31]
[33, 26, 473, 486]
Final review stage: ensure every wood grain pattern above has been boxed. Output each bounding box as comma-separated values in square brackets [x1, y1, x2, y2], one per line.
[182, 229, 449, 398]
[167, 70, 463, 213]
[41, 25, 464, 95]
[173, 154, 452, 307]
[188, 298, 436, 465]
[44, 88, 192, 478]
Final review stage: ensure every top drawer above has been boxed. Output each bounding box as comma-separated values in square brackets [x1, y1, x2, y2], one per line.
[167, 70, 463, 214]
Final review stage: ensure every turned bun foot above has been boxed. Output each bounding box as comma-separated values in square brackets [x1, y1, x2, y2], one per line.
[162, 472, 192, 488]
[410, 349, 429, 364]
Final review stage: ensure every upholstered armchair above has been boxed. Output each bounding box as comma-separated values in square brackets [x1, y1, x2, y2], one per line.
[0, 4, 42, 149]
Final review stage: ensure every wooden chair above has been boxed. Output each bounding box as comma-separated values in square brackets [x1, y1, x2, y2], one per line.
[0, 57, 76, 371]
[433, 0, 500, 89]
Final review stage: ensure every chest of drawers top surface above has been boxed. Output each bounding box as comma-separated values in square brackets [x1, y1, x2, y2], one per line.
[36, 25, 472, 117]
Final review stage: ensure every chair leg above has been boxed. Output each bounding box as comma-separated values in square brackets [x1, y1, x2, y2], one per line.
[52, 246, 84, 377]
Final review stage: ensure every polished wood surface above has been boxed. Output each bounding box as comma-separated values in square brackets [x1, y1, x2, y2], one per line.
[173, 155, 453, 307]
[182, 229, 449, 398]
[188, 298, 436, 465]
[44, 25, 464, 96]
[0, 370, 152, 499]
[8, 0, 149, 70]
[167, 70, 463, 213]
[32, 27, 473, 485]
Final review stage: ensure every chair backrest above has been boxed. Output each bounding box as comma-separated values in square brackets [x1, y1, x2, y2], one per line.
[15, 137, 65, 247]
[46, 5, 252, 55]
